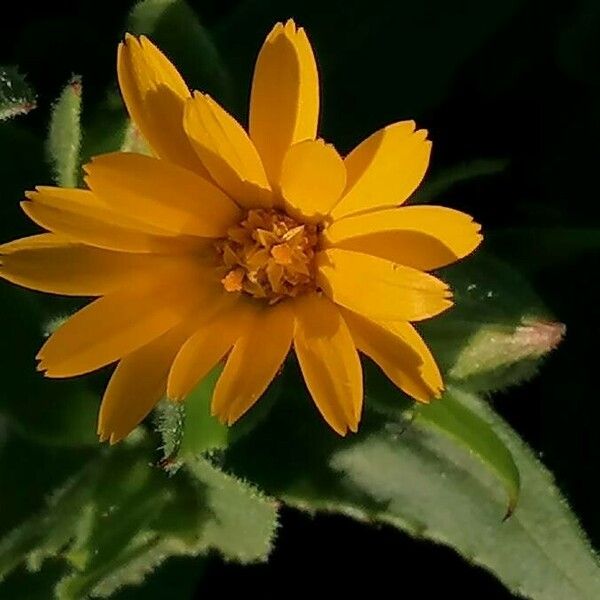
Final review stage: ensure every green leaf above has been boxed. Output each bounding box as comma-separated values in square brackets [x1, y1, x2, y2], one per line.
[412, 158, 509, 204]
[156, 363, 285, 465]
[364, 363, 520, 515]
[128, 0, 232, 101]
[79, 91, 129, 164]
[227, 382, 600, 599]
[447, 319, 565, 388]
[419, 392, 520, 516]
[47, 76, 83, 188]
[0, 66, 35, 121]
[0, 430, 96, 541]
[185, 456, 278, 563]
[109, 557, 205, 600]
[0, 436, 278, 598]
[420, 252, 563, 392]
[156, 365, 229, 465]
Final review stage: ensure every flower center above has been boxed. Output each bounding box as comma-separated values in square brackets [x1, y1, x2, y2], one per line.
[216, 208, 319, 303]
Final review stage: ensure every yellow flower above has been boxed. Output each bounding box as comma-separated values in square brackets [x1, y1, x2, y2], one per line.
[0, 20, 482, 443]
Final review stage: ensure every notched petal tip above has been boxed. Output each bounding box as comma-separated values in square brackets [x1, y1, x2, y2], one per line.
[211, 406, 227, 426]
[123, 32, 138, 44]
[414, 127, 429, 141]
[415, 380, 444, 404]
[108, 433, 122, 445]
[267, 18, 300, 41]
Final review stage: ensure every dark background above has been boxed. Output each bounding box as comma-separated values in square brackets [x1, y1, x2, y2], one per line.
[1, 1, 598, 597]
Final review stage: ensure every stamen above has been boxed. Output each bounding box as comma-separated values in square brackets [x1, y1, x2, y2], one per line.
[222, 268, 244, 292]
[216, 208, 319, 302]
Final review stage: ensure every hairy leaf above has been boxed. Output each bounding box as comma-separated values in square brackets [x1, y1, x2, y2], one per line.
[227, 381, 600, 599]
[47, 76, 83, 188]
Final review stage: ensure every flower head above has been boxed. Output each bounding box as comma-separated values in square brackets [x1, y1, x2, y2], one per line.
[0, 20, 482, 442]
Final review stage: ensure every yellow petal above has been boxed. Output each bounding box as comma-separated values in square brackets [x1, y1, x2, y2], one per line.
[330, 122, 431, 219]
[280, 140, 346, 221]
[84, 152, 241, 237]
[167, 297, 254, 401]
[0, 233, 175, 296]
[387, 320, 443, 397]
[98, 325, 186, 444]
[183, 92, 271, 208]
[118, 34, 206, 174]
[341, 308, 442, 403]
[293, 293, 362, 435]
[324, 206, 482, 270]
[211, 301, 293, 425]
[22, 187, 199, 253]
[316, 248, 453, 321]
[37, 263, 217, 378]
[249, 19, 319, 187]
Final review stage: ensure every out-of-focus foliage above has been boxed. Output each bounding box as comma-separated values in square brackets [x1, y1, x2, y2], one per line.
[0, 66, 35, 121]
[0, 435, 278, 599]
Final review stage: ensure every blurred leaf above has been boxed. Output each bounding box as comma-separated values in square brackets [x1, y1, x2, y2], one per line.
[156, 365, 229, 465]
[157, 363, 286, 465]
[448, 319, 565, 388]
[0, 437, 277, 598]
[121, 121, 151, 155]
[47, 76, 83, 188]
[418, 394, 520, 517]
[365, 364, 520, 515]
[184, 456, 278, 563]
[412, 158, 509, 204]
[0, 430, 96, 541]
[79, 91, 128, 164]
[227, 382, 600, 599]
[0, 286, 98, 446]
[420, 252, 561, 393]
[128, 0, 232, 101]
[489, 227, 600, 273]
[110, 557, 205, 600]
[0, 66, 35, 122]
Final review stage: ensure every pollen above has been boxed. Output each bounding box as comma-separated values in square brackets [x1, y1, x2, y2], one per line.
[216, 208, 319, 303]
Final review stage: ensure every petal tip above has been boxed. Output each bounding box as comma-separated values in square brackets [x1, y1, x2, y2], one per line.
[283, 18, 298, 36]
[166, 388, 185, 404]
[266, 21, 285, 42]
[415, 128, 430, 141]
